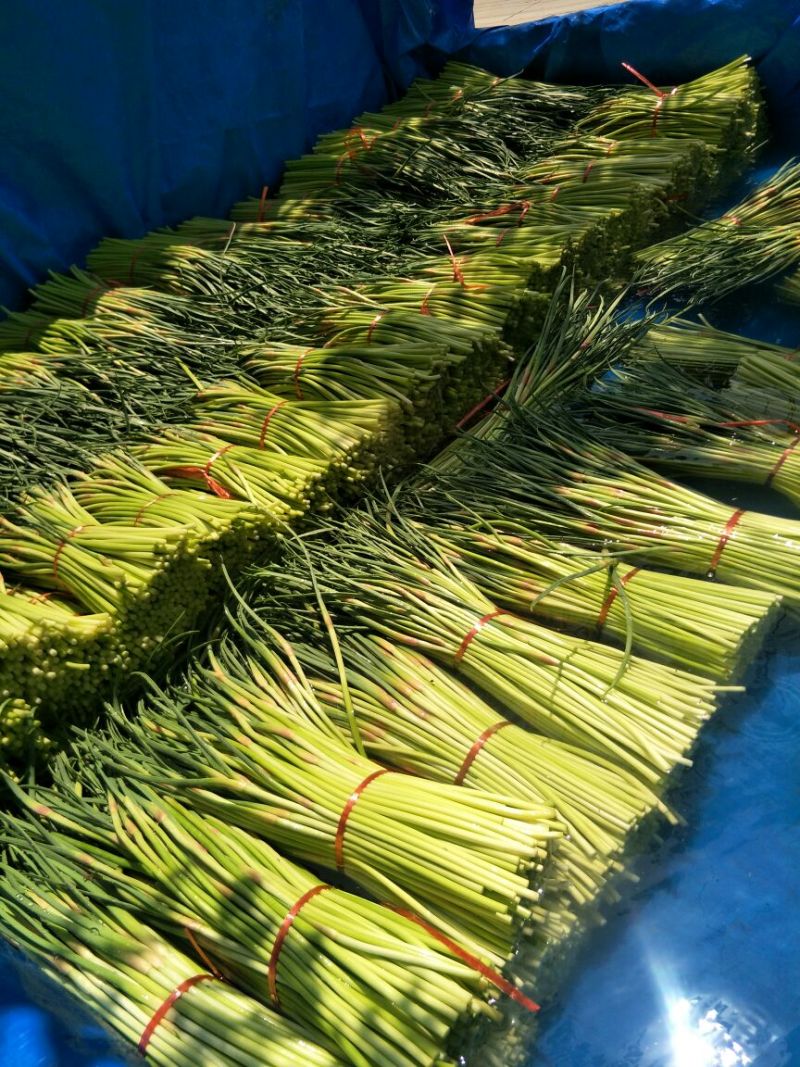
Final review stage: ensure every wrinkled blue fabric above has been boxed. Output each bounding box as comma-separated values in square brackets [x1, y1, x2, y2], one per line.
[0, 0, 474, 310]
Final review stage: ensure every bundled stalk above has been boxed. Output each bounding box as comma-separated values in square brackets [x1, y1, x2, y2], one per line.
[0, 862, 343, 1067]
[5, 772, 508, 1067]
[295, 632, 671, 924]
[633, 318, 793, 379]
[581, 56, 761, 162]
[407, 516, 779, 680]
[636, 161, 800, 304]
[442, 410, 800, 610]
[581, 364, 800, 508]
[193, 379, 402, 480]
[135, 430, 332, 520]
[258, 511, 722, 785]
[93, 613, 560, 967]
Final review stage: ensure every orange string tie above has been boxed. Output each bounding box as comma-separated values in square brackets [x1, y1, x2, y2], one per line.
[292, 349, 310, 400]
[550, 185, 561, 202]
[453, 609, 509, 665]
[132, 491, 178, 527]
[451, 88, 464, 102]
[621, 61, 668, 98]
[258, 401, 288, 449]
[52, 525, 86, 581]
[256, 185, 270, 222]
[596, 567, 641, 630]
[334, 149, 357, 185]
[366, 312, 385, 343]
[455, 378, 511, 431]
[420, 284, 437, 316]
[268, 885, 332, 1008]
[442, 234, 487, 292]
[386, 906, 540, 1014]
[335, 769, 392, 871]
[138, 974, 217, 1054]
[454, 722, 512, 785]
[161, 446, 234, 499]
[766, 435, 800, 486]
[582, 160, 597, 183]
[707, 509, 746, 579]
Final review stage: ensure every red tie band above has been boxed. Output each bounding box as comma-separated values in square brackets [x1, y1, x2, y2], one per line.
[454, 722, 513, 785]
[258, 401, 287, 449]
[386, 906, 540, 1014]
[138, 974, 217, 1054]
[335, 769, 392, 871]
[52, 525, 86, 580]
[708, 509, 746, 578]
[766, 435, 800, 486]
[596, 567, 641, 630]
[453, 609, 509, 665]
[268, 884, 332, 1007]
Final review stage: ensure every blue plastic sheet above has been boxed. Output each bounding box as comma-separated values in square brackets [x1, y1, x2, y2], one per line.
[0, 0, 474, 310]
[2, 3, 800, 1066]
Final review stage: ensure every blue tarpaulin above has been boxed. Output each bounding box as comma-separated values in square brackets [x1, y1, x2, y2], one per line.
[2, 2, 800, 1065]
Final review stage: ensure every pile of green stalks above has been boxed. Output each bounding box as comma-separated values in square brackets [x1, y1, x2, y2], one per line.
[70, 623, 561, 970]
[2, 766, 539, 1067]
[0, 859, 344, 1067]
[438, 408, 800, 609]
[578, 362, 800, 508]
[400, 512, 779, 682]
[257, 512, 724, 787]
[294, 632, 673, 939]
[636, 160, 800, 305]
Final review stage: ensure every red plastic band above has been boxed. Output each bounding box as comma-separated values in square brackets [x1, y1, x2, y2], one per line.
[258, 401, 287, 449]
[52, 525, 85, 580]
[161, 466, 232, 498]
[334, 149, 357, 184]
[132, 491, 178, 526]
[138, 974, 216, 1053]
[257, 185, 270, 222]
[454, 609, 509, 665]
[345, 126, 374, 150]
[386, 906, 540, 1014]
[185, 927, 224, 979]
[651, 97, 664, 137]
[716, 418, 800, 433]
[452, 88, 464, 102]
[161, 445, 235, 499]
[455, 377, 511, 431]
[727, 215, 743, 227]
[292, 349, 310, 400]
[420, 284, 436, 315]
[268, 885, 332, 1007]
[596, 567, 641, 630]
[454, 721, 512, 785]
[462, 202, 528, 226]
[335, 769, 391, 871]
[550, 185, 561, 202]
[366, 312, 384, 342]
[621, 61, 667, 98]
[708, 508, 746, 578]
[442, 234, 487, 292]
[766, 435, 800, 486]
[582, 161, 597, 183]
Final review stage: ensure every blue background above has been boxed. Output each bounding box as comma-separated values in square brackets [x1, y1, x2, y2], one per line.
[2, 2, 800, 1065]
